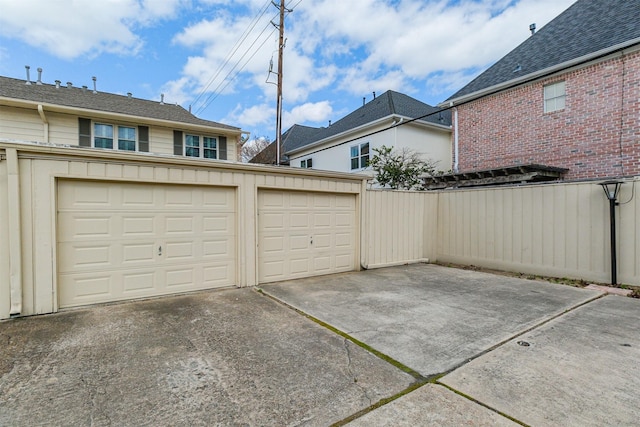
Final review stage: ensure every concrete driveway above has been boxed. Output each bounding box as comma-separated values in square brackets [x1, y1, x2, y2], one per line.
[2, 263, 639, 426]
[262, 264, 640, 426]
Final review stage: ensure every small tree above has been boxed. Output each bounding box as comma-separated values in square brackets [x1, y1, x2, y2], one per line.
[369, 145, 437, 190]
[240, 136, 271, 162]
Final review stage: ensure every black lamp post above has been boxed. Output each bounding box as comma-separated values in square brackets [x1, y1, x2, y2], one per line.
[600, 180, 623, 286]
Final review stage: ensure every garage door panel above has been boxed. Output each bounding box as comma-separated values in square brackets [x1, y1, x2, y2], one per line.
[57, 213, 112, 240]
[122, 186, 155, 206]
[58, 183, 111, 207]
[258, 190, 357, 283]
[164, 188, 194, 206]
[123, 271, 156, 292]
[335, 253, 353, 269]
[58, 243, 112, 271]
[65, 275, 113, 299]
[203, 215, 232, 232]
[290, 213, 310, 228]
[58, 181, 236, 308]
[122, 243, 156, 264]
[122, 216, 155, 236]
[165, 268, 194, 288]
[165, 216, 195, 234]
[203, 238, 233, 257]
[164, 241, 194, 260]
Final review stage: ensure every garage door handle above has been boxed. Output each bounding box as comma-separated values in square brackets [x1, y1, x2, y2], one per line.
[158, 246, 162, 256]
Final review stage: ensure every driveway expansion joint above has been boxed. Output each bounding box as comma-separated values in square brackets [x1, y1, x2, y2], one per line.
[436, 381, 530, 426]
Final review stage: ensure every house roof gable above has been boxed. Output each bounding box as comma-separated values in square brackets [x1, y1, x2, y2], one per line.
[0, 75, 240, 132]
[445, 0, 640, 103]
[285, 90, 451, 155]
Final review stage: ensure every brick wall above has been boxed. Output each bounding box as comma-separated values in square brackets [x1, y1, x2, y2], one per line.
[455, 49, 640, 180]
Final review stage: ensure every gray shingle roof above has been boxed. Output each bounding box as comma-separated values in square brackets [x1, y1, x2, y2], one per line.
[249, 124, 321, 164]
[446, 0, 640, 102]
[0, 75, 239, 131]
[285, 90, 451, 154]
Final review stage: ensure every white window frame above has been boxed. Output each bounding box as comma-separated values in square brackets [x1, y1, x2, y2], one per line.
[544, 81, 566, 113]
[300, 158, 313, 168]
[93, 122, 137, 151]
[185, 134, 218, 159]
[350, 142, 370, 170]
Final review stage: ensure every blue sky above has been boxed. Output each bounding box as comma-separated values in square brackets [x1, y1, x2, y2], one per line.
[0, 0, 576, 143]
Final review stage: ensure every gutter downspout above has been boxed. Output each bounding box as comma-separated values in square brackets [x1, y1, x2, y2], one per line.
[7, 148, 22, 315]
[37, 104, 49, 143]
[451, 103, 459, 173]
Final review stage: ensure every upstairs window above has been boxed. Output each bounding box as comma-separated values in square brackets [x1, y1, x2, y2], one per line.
[185, 134, 217, 159]
[350, 142, 370, 170]
[94, 123, 136, 151]
[544, 81, 566, 113]
[78, 119, 148, 152]
[301, 158, 313, 168]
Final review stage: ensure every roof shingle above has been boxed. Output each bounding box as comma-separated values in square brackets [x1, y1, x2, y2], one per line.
[446, 0, 640, 102]
[0, 75, 239, 131]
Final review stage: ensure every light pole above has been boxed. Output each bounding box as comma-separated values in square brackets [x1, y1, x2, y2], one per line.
[600, 180, 623, 286]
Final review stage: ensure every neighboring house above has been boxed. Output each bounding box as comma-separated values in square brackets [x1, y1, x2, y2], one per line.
[0, 71, 242, 161]
[249, 124, 320, 165]
[252, 90, 452, 177]
[440, 0, 640, 182]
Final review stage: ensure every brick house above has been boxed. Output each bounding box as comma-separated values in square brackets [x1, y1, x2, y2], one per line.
[440, 0, 640, 182]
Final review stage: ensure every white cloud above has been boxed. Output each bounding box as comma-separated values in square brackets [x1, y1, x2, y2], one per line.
[0, 0, 183, 59]
[283, 101, 333, 129]
[291, 0, 576, 94]
[227, 103, 274, 129]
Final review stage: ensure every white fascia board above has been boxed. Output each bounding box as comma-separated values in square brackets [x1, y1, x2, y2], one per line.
[0, 97, 244, 136]
[441, 38, 640, 108]
[286, 114, 450, 156]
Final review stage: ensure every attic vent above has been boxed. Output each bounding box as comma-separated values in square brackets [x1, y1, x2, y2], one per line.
[36, 68, 43, 85]
[529, 23, 536, 35]
[127, 92, 132, 99]
[55, 80, 61, 89]
[82, 85, 88, 92]
[513, 63, 522, 73]
[67, 82, 73, 88]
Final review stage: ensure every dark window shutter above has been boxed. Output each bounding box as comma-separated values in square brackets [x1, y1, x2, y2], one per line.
[173, 130, 183, 155]
[219, 136, 227, 160]
[79, 118, 91, 147]
[138, 126, 149, 152]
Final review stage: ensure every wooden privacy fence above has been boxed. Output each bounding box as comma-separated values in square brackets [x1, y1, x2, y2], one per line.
[364, 178, 640, 286]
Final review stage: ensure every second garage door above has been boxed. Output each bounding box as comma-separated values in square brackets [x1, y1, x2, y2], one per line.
[57, 180, 236, 308]
[258, 190, 357, 283]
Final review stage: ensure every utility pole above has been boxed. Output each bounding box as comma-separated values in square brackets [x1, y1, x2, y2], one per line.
[274, 0, 286, 166]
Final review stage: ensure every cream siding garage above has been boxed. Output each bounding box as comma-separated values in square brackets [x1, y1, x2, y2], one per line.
[258, 190, 357, 283]
[57, 180, 235, 308]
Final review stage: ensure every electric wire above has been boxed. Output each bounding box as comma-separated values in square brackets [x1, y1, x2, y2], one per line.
[195, 25, 278, 114]
[194, 1, 300, 115]
[192, 0, 274, 114]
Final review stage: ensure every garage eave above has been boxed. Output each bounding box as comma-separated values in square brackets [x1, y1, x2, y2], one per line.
[0, 139, 369, 183]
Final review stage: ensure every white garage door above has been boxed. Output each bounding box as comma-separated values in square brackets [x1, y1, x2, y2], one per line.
[258, 190, 357, 283]
[57, 180, 235, 308]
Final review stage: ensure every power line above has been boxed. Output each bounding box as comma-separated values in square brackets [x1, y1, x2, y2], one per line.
[195, 26, 278, 115]
[192, 0, 276, 114]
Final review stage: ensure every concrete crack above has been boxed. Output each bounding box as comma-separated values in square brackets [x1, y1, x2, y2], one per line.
[343, 338, 372, 407]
